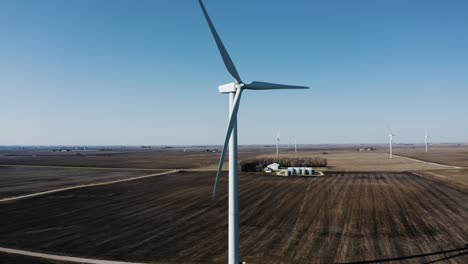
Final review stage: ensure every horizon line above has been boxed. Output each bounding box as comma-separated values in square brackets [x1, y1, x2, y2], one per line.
[1, 142, 467, 148]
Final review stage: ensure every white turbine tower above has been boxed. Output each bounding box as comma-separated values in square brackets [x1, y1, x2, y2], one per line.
[388, 131, 395, 159]
[425, 130, 429, 153]
[198, 1, 309, 263]
[294, 136, 297, 153]
[276, 129, 281, 156]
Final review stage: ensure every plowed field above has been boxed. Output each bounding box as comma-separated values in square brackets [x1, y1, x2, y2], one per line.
[0, 171, 466, 263]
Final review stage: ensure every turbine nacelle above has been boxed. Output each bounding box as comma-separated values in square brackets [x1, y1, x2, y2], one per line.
[218, 82, 244, 93]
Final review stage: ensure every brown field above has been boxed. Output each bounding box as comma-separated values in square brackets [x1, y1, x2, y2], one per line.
[0, 146, 467, 263]
[0, 148, 263, 170]
[392, 145, 468, 167]
[0, 171, 466, 263]
[0, 254, 58, 264]
[259, 150, 450, 172]
[0, 166, 159, 199]
[417, 169, 468, 191]
[2, 145, 466, 172]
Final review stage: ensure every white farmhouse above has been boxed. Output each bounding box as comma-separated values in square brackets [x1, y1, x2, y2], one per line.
[266, 163, 280, 171]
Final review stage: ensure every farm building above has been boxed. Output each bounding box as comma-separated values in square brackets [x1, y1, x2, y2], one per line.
[266, 163, 280, 171]
[286, 167, 314, 176]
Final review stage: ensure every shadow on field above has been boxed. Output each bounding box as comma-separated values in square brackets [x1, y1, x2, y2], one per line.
[339, 245, 468, 264]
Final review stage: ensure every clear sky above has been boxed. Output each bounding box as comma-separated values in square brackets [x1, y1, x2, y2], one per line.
[1, 0, 467, 145]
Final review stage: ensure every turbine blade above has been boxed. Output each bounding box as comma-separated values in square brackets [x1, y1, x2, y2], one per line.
[198, 0, 242, 83]
[213, 89, 243, 200]
[245, 81, 309, 90]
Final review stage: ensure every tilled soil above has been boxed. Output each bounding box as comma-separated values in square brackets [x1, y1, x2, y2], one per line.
[0, 166, 157, 199]
[0, 253, 63, 264]
[393, 146, 468, 167]
[0, 171, 466, 263]
[0, 149, 263, 170]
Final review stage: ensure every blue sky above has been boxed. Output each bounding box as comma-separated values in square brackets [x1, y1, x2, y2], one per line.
[1, 0, 467, 145]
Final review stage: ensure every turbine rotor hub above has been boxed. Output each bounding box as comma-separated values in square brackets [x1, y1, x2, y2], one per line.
[235, 83, 245, 89]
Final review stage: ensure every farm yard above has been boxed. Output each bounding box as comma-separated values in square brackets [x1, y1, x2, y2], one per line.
[1, 170, 467, 263]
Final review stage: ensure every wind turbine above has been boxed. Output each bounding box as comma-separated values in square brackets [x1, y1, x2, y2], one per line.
[425, 130, 429, 153]
[294, 136, 297, 153]
[198, 1, 309, 263]
[388, 130, 395, 159]
[276, 129, 281, 156]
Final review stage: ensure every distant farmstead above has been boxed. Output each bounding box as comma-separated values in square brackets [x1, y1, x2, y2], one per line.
[263, 163, 315, 176]
[205, 149, 219, 153]
[358, 147, 376, 151]
[52, 148, 71, 152]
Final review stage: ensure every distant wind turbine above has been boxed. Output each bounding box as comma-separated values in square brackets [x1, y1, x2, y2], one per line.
[425, 130, 430, 153]
[388, 128, 395, 159]
[276, 129, 281, 156]
[198, 1, 309, 263]
[294, 136, 297, 153]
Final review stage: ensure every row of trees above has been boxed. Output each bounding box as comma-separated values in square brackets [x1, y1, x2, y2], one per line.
[240, 156, 327, 172]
